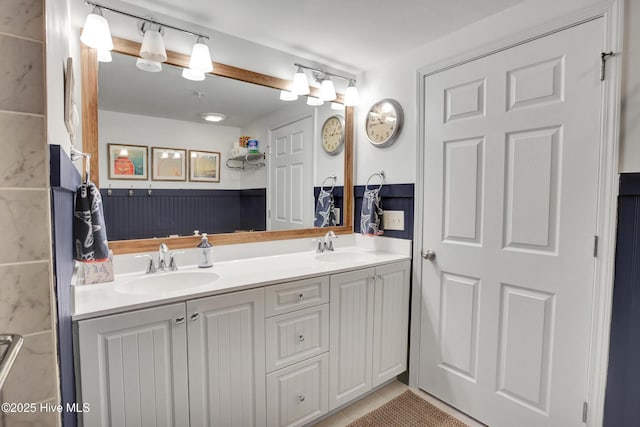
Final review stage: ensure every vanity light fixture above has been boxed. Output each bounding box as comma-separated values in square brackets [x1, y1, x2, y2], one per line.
[291, 66, 310, 95]
[280, 90, 298, 101]
[139, 23, 167, 63]
[201, 113, 226, 122]
[320, 78, 337, 102]
[80, 6, 113, 51]
[118, 148, 129, 157]
[344, 80, 360, 107]
[331, 102, 345, 111]
[292, 63, 359, 106]
[82, 2, 213, 80]
[307, 96, 324, 106]
[173, 152, 181, 159]
[161, 151, 169, 159]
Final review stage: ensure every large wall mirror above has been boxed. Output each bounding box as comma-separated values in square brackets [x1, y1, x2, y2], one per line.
[81, 36, 354, 254]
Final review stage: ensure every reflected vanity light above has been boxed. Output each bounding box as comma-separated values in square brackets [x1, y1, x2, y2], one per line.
[331, 102, 345, 111]
[182, 68, 206, 81]
[280, 90, 298, 101]
[291, 63, 359, 106]
[136, 58, 162, 72]
[173, 152, 181, 159]
[97, 49, 112, 63]
[201, 113, 226, 122]
[161, 151, 169, 159]
[118, 148, 129, 156]
[307, 96, 324, 106]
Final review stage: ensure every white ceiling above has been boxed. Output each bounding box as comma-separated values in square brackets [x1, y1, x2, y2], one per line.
[120, 0, 526, 73]
[99, 52, 317, 126]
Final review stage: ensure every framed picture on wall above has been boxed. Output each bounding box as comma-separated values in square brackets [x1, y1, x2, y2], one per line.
[151, 147, 187, 181]
[189, 150, 221, 183]
[107, 143, 148, 180]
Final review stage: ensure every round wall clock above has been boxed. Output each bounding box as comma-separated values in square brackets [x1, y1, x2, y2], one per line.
[321, 115, 345, 155]
[365, 98, 404, 147]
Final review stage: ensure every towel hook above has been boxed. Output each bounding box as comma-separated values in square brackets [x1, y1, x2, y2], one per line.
[321, 174, 337, 192]
[365, 171, 385, 191]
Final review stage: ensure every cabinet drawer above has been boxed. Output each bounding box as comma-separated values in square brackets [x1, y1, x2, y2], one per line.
[266, 353, 329, 427]
[265, 276, 329, 317]
[266, 304, 329, 373]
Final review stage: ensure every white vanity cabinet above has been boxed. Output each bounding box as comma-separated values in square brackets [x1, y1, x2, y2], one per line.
[187, 288, 266, 427]
[329, 260, 411, 410]
[76, 303, 190, 427]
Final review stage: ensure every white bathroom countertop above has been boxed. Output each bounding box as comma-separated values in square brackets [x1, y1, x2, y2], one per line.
[72, 235, 411, 321]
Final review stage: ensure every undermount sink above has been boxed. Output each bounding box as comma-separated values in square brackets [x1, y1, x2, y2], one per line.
[116, 271, 219, 295]
[314, 251, 373, 263]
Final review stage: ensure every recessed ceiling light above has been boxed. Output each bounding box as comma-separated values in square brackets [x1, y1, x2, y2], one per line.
[201, 113, 226, 122]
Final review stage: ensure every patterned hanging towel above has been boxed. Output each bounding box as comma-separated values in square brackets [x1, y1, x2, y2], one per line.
[360, 188, 384, 236]
[314, 189, 337, 228]
[73, 181, 110, 262]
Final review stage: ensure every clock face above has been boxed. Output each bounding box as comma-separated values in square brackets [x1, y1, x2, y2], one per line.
[366, 99, 403, 147]
[322, 115, 345, 155]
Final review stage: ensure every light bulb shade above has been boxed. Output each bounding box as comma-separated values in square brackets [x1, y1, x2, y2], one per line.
[291, 68, 310, 95]
[306, 96, 323, 106]
[97, 49, 112, 63]
[136, 58, 162, 72]
[80, 10, 113, 51]
[320, 78, 337, 101]
[344, 84, 360, 106]
[140, 29, 167, 62]
[280, 90, 298, 101]
[189, 38, 213, 73]
[331, 102, 345, 111]
[182, 68, 205, 81]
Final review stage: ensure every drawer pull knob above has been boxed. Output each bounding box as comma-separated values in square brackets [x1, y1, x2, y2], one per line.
[298, 293, 304, 301]
[298, 394, 306, 402]
[190, 313, 200, 321]
[298, 334, 305, 342]
[176, 316, 185, 325]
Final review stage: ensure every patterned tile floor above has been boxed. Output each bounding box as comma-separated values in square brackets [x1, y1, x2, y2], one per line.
[312, 380, 486, 427]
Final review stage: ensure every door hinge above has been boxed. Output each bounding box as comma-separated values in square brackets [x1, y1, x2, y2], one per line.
[600, 51, 613, 81]
[582, 401, 588, 423]
[593, 235, 599, 258]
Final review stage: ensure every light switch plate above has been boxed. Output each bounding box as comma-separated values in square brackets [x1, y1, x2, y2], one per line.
[384, 210, 404, 231]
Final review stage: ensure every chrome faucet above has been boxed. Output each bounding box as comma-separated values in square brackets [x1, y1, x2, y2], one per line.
[316, 231, 337, 253]
[136, 244, 183, 274]
[158, 243, 169, 271]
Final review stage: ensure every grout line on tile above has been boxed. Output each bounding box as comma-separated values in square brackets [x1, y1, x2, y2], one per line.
[0, 31, 43, 44]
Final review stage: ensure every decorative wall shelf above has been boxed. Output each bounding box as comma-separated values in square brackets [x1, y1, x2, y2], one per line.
[226, 153, 265, 169]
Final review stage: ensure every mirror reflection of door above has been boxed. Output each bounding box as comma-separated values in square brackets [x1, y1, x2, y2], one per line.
[269, 116, 313, 230]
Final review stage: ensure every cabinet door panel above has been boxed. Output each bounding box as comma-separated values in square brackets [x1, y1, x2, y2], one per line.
[372, 261, 411, 387]
[187, 288, 266, 427]
[329, 268, 375, 410]
[77, 303, 189, 427]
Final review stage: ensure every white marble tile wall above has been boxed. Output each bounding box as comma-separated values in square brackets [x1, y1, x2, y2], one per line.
[0, 1, 60, 426]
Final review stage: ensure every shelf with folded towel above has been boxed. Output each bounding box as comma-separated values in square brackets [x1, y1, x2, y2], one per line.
[226, 152, 266, 169]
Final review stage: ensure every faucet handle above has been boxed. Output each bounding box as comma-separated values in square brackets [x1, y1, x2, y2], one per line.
[159, 243, 169, 253]
[136, 254, 156, 274]
[168, 251, 185, 271]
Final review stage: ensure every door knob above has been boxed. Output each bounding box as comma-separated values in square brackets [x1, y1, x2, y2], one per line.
[421, 249, 436, 261]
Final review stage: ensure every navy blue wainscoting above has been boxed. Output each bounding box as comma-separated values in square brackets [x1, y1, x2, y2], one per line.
[354, 184, 414, 240]
[101, 188, 267, 240]
[313, 186, 344, 226]
[49, 145, 79, 427]
[604, 173, 640, 426]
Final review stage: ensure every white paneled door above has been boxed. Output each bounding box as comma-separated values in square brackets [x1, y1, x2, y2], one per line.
[269, 116, 313, 230]
[419, 19, 603, 427]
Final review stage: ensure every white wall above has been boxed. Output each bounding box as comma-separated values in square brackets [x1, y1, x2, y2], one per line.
[356, 0, 638, 184]
[619, 0, 640, 172]
[99, 110, 245, 189]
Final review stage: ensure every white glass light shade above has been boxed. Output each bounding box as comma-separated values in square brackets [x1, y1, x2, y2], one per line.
[182, 68, 205, 81]
[306, 96, 324, 106]
[189, 37, 213, 73]
[331, 102, 345, 111]
[291, 67, 310, 95]
[97, 49, 112, 63]
[320, 78, 337, 102]
[173, 152, 181, 159]
[344, 82, 360, 106]
[136, 58, 162, 72]
[80, 9, 113, 51]
[161, 151, 169, 159]
[140, 29, 167, 62]
[280, 90, 298, 101]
